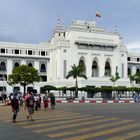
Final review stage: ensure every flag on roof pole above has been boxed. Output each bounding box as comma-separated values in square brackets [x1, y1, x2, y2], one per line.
[96, 11, 101, 17]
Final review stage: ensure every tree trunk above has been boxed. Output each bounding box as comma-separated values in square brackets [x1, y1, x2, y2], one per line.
[75, 77, 78, 98]
[23, 84, 26, 94]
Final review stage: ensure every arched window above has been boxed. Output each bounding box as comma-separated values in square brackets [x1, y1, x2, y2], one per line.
[128, 68, 131, 75]
[104, 61, 111, 76]
[28, 63, 33, 67]
[40, 64, 46, 72]
[0, 62, 6, 71]
[136, 68, 140, 74]
[92, 60, 98, 77]
[79, 59, 86, 75]
[14, 62, 19, 67]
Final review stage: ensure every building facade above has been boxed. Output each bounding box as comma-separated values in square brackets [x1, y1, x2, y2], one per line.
[0, 20, 139, 94]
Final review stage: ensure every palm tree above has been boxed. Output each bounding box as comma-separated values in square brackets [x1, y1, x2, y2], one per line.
[129, 74, 136, 85]
[110, 68, 120, 99]
[66, 64, 87, 98]
[110, 75, 120, 87]
[128, 74, 137, 95]
[110, 66, 120, 86]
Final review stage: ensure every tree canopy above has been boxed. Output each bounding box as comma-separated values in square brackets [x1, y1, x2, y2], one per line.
[8, 65, 40, 93]
[41, 85, 56, 94]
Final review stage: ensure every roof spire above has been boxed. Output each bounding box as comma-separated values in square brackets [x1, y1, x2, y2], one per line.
[54, 18, 63, 33]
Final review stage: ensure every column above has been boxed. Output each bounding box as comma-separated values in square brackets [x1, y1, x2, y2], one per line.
[7, 58, 13, 75]
[34, 61, 39, 71]
[99, 55, 104, 77]
[86, 54, 92, 78]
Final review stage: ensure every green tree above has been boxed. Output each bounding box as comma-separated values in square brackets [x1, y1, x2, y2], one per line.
[66, 64, 87, 98]
[110, 75, 120, 86]
[42, 85, 56, 95]
[129, 74, 137, 85]
[110, 66, 120, 86]
[8, 65, 40, 94]
[129, 74, 137, 95]
[110, 67, 120, 99]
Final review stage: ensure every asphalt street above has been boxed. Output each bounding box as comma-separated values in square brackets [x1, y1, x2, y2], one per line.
[0, 103, 140, 140]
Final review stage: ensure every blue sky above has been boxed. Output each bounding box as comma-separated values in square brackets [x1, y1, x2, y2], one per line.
[0, 0, 140, 50]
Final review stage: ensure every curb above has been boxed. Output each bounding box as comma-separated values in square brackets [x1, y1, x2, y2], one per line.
[0, 100, 136, 106]
[56, 100, 135, 103]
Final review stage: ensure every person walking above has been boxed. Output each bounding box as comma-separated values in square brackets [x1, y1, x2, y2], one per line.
[134, 93, 139, 104]
[34, 94, 39, 111]
[50, 93, 55, 110]
[25, 92, 35, 121]
[43, 93, 48, 110]
[11, 94, 19, 122]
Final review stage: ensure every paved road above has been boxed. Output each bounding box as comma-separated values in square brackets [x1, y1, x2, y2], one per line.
[0, 103, 140, 140]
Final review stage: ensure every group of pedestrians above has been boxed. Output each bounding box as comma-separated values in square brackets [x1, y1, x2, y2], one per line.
[11, 92, 56, 123]
[0, 91, 7, 103]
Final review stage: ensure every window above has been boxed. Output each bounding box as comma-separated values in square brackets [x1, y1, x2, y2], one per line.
[127, 57, 130, 61]
[79, 59, 86, 75]
[92, 60, 98, 77]
[0, 62, 6, 71]
[15, 49, 19, 54]
[27, 87, 33, 92]
[28, 63, 33, 67]
[1, 49, 5, 53]
[41, 51, 45, 56]
[0, 87, 6, 92]
[64, 49, 67, 53]
[13, 87, 20, 94]
[0, 74, 7, 81]
[14, 62, 19, 67]
[28, 50, 32, 55]
[128, 68, 131, 75]
[136, 69, 140, 74]
[137, 58, 139, 62]
[40, 76, 47, 81]
[40, 64, 46, 72]
[104, 61, 111, 76]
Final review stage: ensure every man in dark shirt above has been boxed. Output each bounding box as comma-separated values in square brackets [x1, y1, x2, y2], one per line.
[11, 94, 19, 122]
[50, 93, 55, 110]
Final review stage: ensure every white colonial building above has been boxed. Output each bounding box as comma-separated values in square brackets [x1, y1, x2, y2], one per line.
[0, 20, 139, 95]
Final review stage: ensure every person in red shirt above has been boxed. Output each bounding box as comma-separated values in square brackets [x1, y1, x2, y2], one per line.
[43, 93, 48, 110]
[25, 92, 35, 121]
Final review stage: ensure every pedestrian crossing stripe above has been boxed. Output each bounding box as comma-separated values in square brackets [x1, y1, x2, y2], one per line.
[22, 115, 91, 128]
[107, 130, 140, 140]
[34, 117, 118, 133]
[13, 113, 86, 125]
[4, 112, 82, 123]
[64, 123, 140, 140]
[47, 119, 134, 138]
[1, 110, 70, 116]
[23, 115, 105, 128]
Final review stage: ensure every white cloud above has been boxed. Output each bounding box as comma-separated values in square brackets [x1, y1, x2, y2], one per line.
[127, 42, 140, 51]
